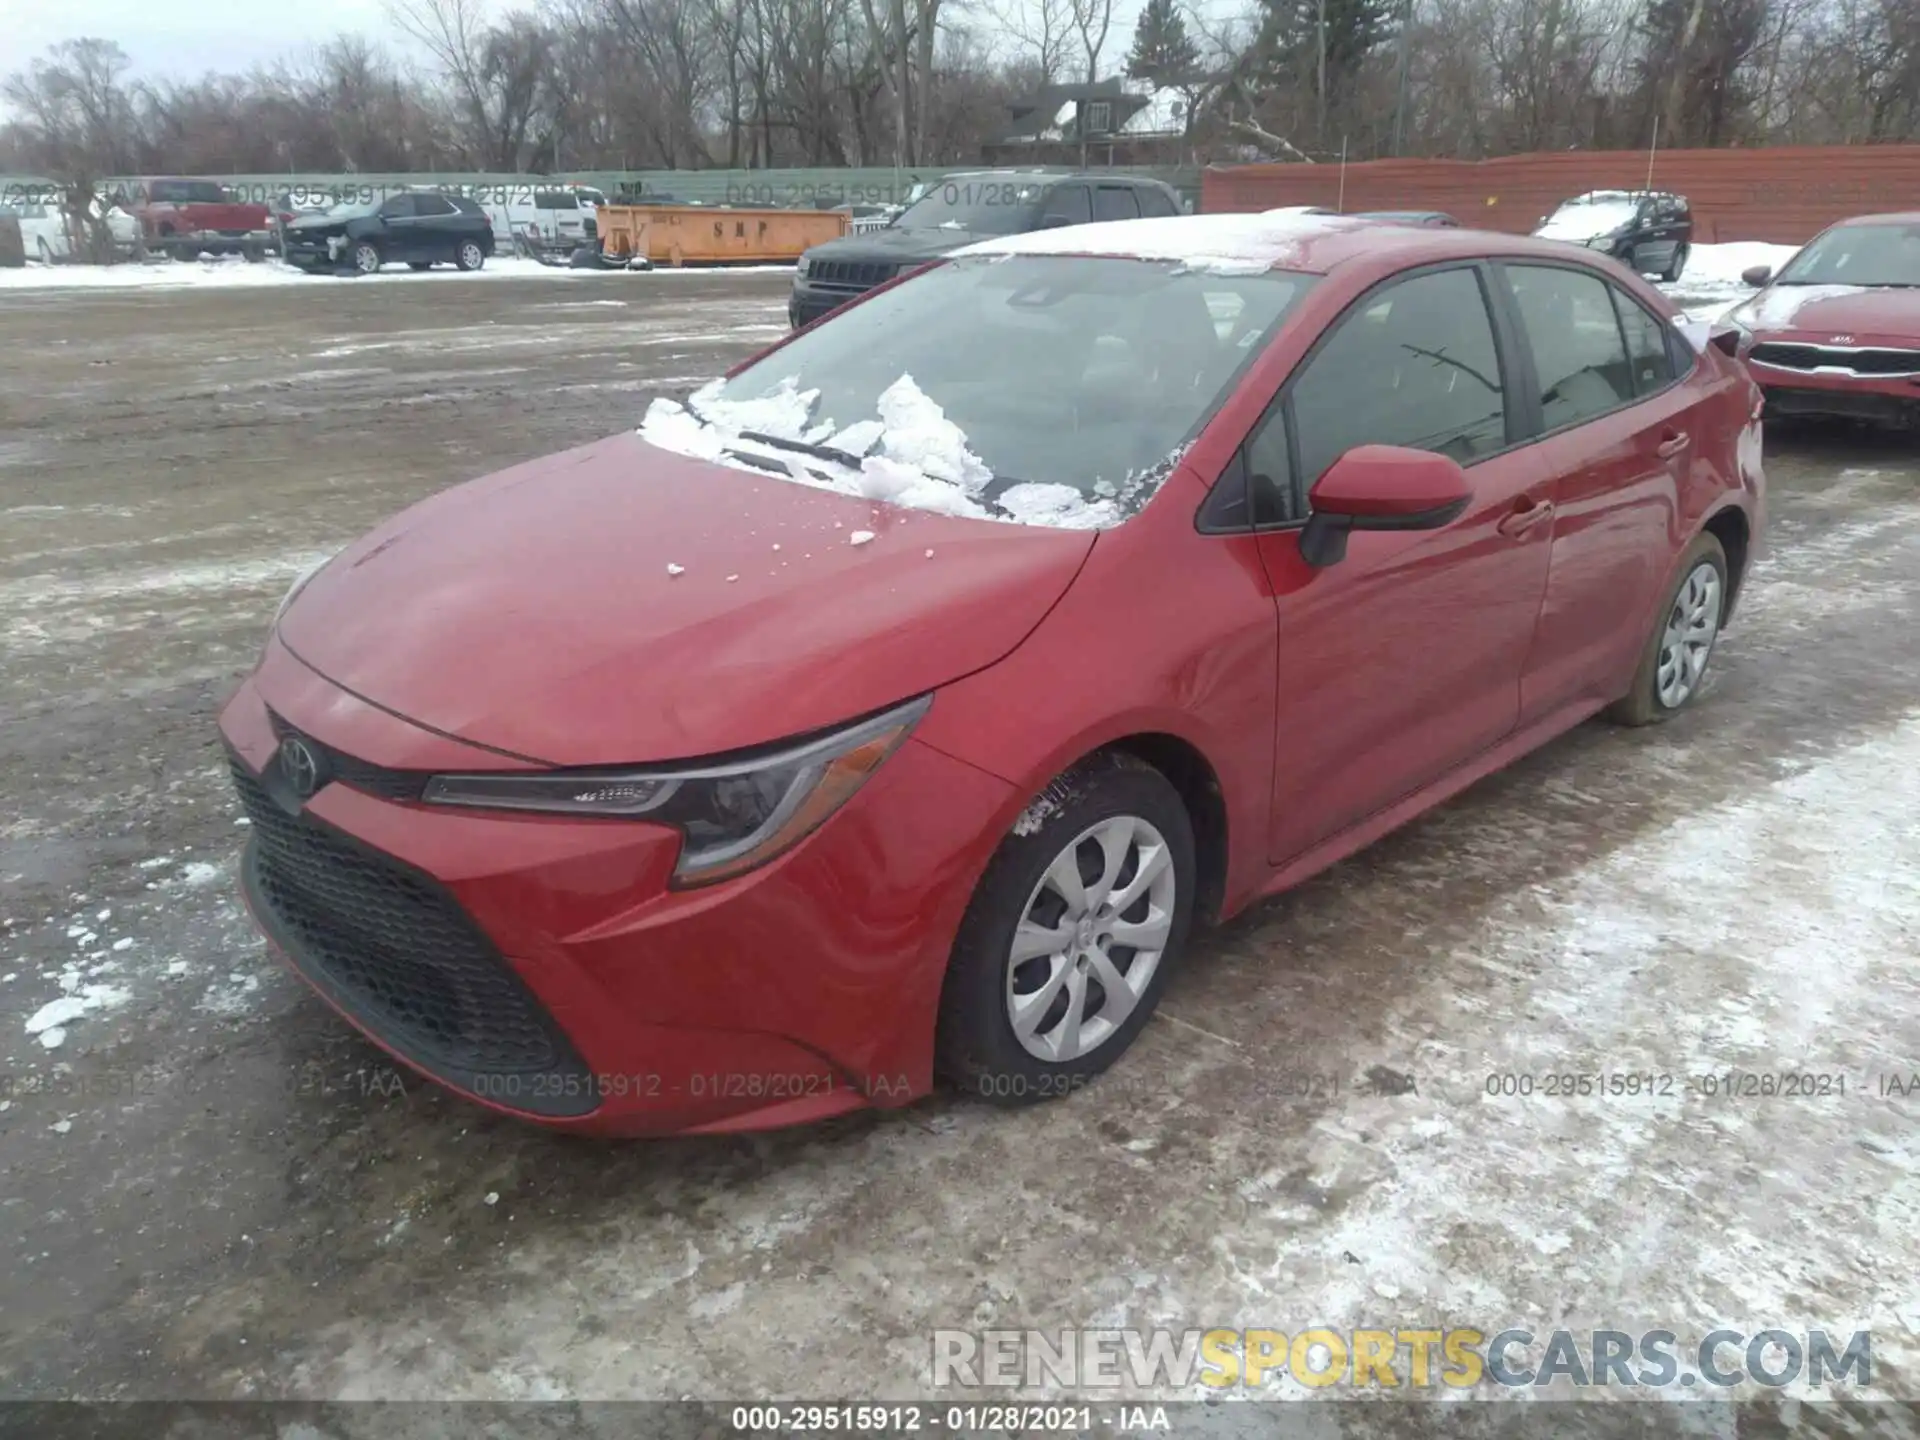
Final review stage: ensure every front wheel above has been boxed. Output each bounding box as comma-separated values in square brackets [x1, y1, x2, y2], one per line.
[1662, 243, 1691, 283]
[350, 240, 382, 275]
[455, 240, 486, 271]
[1608, 533, 1727, 726]
[937, 753, 1195, 1104]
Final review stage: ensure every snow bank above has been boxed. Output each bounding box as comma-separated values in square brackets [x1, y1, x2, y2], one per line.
[639, 374, 1119, 529]
[957, 211, 1360, 276]
[0, 255, 795, 292]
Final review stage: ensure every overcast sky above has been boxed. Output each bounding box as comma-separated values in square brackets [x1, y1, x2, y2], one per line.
[1, 0, 1239, 113]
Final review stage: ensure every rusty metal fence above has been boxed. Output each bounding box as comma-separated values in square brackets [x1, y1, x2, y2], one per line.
[1201, 146, 1920, 243]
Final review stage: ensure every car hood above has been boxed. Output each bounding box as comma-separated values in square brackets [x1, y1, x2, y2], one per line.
[289, 215, 351, 232]
[277, 432, 1096, 766]
[1734, 284, 1920, 343]
[805, 226, 996, 266]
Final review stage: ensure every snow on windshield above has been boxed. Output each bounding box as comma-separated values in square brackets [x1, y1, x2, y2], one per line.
[958, 210, 1360, 276]
[1535, 193, 1642, 242]
[639, 376, 1121, 529]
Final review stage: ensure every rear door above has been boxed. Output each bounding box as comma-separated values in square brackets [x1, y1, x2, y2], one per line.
[410, 193, 462, 259]
[1245, 264, 1557, 863]
[1494, 261, 1701, 721]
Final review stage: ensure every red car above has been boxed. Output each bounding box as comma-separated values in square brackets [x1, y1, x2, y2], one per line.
[220, 216, 1763, 1136]
[1730, 211, 1920, 428]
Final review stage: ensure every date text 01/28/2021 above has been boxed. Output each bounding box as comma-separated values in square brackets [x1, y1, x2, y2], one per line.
[1483, 1071, 1853, 1099]
[729, 1406, 1153, 1433]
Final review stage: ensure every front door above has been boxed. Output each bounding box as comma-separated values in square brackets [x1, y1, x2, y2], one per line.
[1246, 264, 1557, 863]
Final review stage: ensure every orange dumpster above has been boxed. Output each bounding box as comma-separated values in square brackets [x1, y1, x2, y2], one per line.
[597, 205, 849, 266]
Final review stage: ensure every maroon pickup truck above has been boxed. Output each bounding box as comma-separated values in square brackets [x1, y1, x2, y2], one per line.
[124, 178, 274, 258]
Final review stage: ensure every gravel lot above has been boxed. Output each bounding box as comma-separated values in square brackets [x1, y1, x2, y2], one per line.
[2, 269, 1918, 1410]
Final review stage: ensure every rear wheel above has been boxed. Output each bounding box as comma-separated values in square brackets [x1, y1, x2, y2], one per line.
[936, 753, 1195, 1104]
[455, 240, 486, 271]
[1662, 243, 1691, 283]
[1608, 533, 1727, 726]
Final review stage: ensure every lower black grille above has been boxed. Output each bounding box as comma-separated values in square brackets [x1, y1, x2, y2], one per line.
[1762, 385, 1920, 427]
[1751, 342, 1920, 377]
[809, 258, 894, 290]
[230, 755, 597, 1117]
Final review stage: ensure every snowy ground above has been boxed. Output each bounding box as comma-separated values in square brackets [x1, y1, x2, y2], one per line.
[0, 252, 795, 291]
[3, 268, 1918, 1417]
[1663, 240, 1801, 319]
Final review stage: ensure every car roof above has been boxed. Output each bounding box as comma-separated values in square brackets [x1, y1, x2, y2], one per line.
[954, 211, 1646, 276]
[931, 169, 1165, 185]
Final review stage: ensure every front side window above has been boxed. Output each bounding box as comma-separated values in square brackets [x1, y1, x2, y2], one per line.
[1612, 291, 1678, 396]
[1774, 223, 1920, 288]
[1290, 267, 1508, 486]
[641, 255, 1316, 526]
[1042, 186, 1092, 226]
[1505, 264, 1635, 431]
[380, 195, 417, 219]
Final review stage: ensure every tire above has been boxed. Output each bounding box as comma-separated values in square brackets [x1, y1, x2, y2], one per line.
[350, 240, 382, 275]
[1662, 243, 1691, 283]
[455, 240, 486, 271]
[936, 752, 1196, 1105]
[1607, 533, 1728, 726]
[408, 261, 432, 271]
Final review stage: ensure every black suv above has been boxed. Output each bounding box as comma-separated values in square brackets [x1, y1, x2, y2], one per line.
[283, 190, 495, 276]
[788, 171, 1186, 328]
[1532, 191, 1694, 282]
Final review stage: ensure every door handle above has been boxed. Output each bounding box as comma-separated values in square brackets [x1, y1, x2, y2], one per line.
[1497, 496, 1554, 538]
[1656, 430, 1691, 459]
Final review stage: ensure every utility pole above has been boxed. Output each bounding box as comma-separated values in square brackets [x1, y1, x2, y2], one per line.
[1392, 0, 1413, 155]
[1317, 0, 1329, 144]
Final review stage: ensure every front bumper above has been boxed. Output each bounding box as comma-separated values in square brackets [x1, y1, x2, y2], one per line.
[788, 279, 878, 329]
[1752, 363, 1920, 427]
[218, 640, 1013, 1136]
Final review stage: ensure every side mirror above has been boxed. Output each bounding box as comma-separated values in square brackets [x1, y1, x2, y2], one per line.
[1299, 446, 1473, 568]
[1038, 214, 1073, 230]
[1740, 264, 1773, 287]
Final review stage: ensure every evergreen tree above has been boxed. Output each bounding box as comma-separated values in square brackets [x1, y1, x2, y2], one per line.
[1126, 0, 1202, 85]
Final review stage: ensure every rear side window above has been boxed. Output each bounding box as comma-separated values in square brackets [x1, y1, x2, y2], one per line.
[1137, 187, 1178, 219]
[413, 194, 457, 217]
[1505, 265, 1634, 431]
[1290, 266, 1509, 485]
[1243, 402, 1297, 524]
[1042, 186, 1091, 226]
[1094, 186, 1141, 222]
[1612, 292, 1678, 396]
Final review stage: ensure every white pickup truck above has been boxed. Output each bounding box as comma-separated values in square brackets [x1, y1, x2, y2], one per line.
[468, 184, 609, 255]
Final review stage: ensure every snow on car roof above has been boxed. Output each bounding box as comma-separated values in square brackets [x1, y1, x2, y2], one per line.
[955, 212, 1369, 276]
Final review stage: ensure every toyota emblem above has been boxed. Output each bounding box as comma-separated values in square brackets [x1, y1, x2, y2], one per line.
[279, 736, 323, 799]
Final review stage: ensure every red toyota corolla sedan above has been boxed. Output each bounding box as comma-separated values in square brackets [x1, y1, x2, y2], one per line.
[1728, 211, 1920, 428]
[220, 214, 1764, 1136]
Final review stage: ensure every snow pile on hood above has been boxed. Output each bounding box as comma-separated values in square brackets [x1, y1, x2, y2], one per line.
[639, 375, 1120, 529]
[1737, 282, 1872, 331]
[1534, 193, 1641, 242]
[955, 211, 1361, 276]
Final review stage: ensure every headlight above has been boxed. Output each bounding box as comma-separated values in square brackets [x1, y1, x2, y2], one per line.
[273, 551, 337, 631]
[422, 695, 930, 885]
[795, 252, 811, 277]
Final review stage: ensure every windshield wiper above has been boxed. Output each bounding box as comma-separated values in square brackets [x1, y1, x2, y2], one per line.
[737, 429, 869, 469]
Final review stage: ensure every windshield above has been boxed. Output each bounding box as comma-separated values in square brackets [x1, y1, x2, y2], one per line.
[1774, 223, 1920, 287]
[638, 255, 1315, 527]
[893, 178, 1048, 234]
[1537, 194, 1643, 240]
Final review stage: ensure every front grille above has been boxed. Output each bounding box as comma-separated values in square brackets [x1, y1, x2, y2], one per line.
[1751, 342, 1920, 377]
[809, 258, 895, 290]
[268, 711, 428, 802]
[230, 755, 597, 1117]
